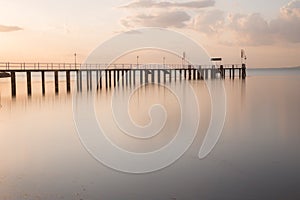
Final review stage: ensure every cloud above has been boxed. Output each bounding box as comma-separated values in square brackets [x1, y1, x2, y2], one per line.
[226, 13, 274, 45]
[191, 0, 300, 45]
[192, 10, 225, 34]
[270, 0, 300, 43]
[0, 24, 23, 32]
[121, 11, 191, 28]
[120, 0, 215, 9]
[119, 0, 300, 45]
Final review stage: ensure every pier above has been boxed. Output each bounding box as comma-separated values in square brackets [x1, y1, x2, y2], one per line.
[0, 62, 246, 97]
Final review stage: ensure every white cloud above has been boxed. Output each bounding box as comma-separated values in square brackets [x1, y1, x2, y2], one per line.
[119, 0, 300, 45]
[192, 0, 300, 45]
[192, 10, 225, 34]
[120, 0, 215, 9]
[0, 24, 23, 32]
[121, 11, 191, 28]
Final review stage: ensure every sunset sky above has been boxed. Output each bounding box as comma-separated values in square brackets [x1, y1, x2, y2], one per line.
[0, 0, 299, 68]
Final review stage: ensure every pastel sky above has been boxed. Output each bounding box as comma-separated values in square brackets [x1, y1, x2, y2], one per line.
[0, 0, 299, 68]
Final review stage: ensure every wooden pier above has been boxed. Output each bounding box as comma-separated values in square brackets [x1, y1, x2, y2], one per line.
[0, 62, 246, 97]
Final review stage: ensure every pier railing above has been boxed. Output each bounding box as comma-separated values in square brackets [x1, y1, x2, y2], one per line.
[0, 62, 243, 71]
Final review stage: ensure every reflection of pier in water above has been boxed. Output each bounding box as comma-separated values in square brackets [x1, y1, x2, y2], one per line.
[0, 62, 246, 97]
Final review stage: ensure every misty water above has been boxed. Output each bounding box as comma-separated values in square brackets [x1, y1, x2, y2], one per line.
[0, 68, 300, 199]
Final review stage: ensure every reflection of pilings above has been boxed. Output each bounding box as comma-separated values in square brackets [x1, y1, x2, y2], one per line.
[27, 71, 32, 96]
[54, 71, 59, 94]
[11, 72, 16, 97]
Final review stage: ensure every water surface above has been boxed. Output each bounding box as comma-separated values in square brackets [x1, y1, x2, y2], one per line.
[0, 69, 300, 199]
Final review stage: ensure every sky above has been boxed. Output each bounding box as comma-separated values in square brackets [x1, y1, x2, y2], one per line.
[0, 0, 299, 68]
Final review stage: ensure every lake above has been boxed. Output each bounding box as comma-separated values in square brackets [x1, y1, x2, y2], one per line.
[0, 68, 300, 199]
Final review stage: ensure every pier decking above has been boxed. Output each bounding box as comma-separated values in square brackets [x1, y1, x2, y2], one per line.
[0, 62, 246, 97]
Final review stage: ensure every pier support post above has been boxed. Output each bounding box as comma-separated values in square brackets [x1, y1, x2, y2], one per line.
[115, 70, 118, 86]
[99, 70, 102, 89]
[11, 72, 16, 97]
[133, 70, 136, 85]
[108, 70, 111, 88]
[76, 71, 82, 91]
[220, 65, 224, 79]
[86, 71, 90, 90]
[121, 70, 124, 86]
[129, 70, 132, 86]
[54, 71, 59, 94]
[188, 65, 192, 80]
[77, 71, 80, 91]
[27, 71, 32, 96]
[113, 70, 116, 87]
[105, 70, 108, 88]
[169, 70, 172, 82]
[232, 65, 235, 79]
[151, 69, 155, 83]
[66, 71, 70, 93]
[242, 64, 246, 79]
[157, 69, 161, 83]
[96, 70, 99, 90]
[89, 71, 92, 90]
[41, 71, 45, 95]
[205, 69, 208, 80]
[140, 70, 143, 84]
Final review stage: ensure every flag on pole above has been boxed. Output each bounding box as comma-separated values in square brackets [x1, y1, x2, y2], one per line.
[241, 49, 245, 59]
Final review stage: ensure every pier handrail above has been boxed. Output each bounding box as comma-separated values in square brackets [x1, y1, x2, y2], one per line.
[0, 62, 244, 71]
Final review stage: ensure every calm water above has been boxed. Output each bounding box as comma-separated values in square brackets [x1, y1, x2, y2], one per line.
[0, 69, 300, 199]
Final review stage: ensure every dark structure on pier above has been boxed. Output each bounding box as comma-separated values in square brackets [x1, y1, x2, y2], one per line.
[0, 62, 246, 97]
